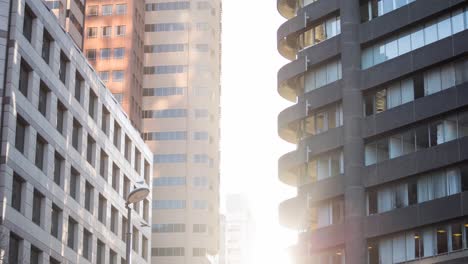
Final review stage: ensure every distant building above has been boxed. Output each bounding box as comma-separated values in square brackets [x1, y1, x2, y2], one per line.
[44, 0, 85, 49]
[0, 0, 152, 262]
[277, 0, 468, 263]
[224, 194, 254, 264]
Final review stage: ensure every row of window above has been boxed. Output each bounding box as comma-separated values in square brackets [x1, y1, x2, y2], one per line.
[143, 131, 210, 141]
[151, 247, 208, 257]
[368, 165, 467, 215]
[86, 47, 125, 60]
[98, 70, 124, 82]
[153, 154, 215, 165]
[304, 60, 342, 93]
[87, 4, 127, 16]
[152, 200, 211, 210]
[144, 43, 211, 54]
[142, 109, 187, 119]
[143, 87, 186, 96]
[360, 0, 416, 22]
[300, 150, 344, 186]
[152, 176, 210, 188]
[145, 22, 188, 32]
[362, 6, 468, 69]
[87, 25, 126, 38]
[368, 219, 468, 263]
[364, 56, 468, 116]
[144, 65, 188, 75]
[365, 110, 468, 166]
[145, 1, 211, 11]
[299, 15, 341, 50]
[299, 103, 343, 139]
[152, 223, 208, 233]
[309, 199, 344, 230]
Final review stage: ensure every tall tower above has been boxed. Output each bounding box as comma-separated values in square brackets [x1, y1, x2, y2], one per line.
[143, 1, 222, 263]
[277, 0, 468, 263]
[45, 0, 85, 49]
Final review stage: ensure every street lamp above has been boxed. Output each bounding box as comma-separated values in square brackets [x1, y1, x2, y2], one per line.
[125, 185, 150, 264]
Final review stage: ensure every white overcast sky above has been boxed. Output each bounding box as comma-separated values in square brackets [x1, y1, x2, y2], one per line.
[220, 1, 296, 263]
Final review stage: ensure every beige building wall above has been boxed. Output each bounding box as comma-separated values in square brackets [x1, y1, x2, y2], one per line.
[83, 0, 145, 130]
[143, 0, 222, 263]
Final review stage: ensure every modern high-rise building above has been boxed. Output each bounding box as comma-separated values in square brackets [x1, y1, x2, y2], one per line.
[0, 0, 152, 262]
[143, 1, 222, 263]
[277, 0, 468, 263]
[223, 194, 254, 264]
[83, 0, 145, 129]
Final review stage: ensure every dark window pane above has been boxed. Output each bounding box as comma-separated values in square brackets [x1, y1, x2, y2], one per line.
[436, 226, 448, 254]
[415, 126, 429, 150]
[451, 223, 463, 251]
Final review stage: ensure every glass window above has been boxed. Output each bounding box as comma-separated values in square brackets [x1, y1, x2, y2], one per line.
[326, 61, 338, 83]
[114, 48, 125, 59]
[102, 5, 112, 15]
[102, 26, 112, 37]
[373, 44, 386, 65]
[116, 4, 127, 14]
[100, 48, 111, 59]
[314, 24, 326, 44]
[116, 25, 126, 36]
[398, 34, 411, 55]
[385, 38, 398, 60]
[410, 27, 424, 50]
[99, 71, 109, 82]
[437, 15, 452, 39]
[87, 5, 98, 16]
[382, 0, 394, 14]
[315, 66, 327, 88]
[87, 27, 98, 38]
[441, 64, 456, 90]
[452, 223, 463, 251]
[425, 68, 442, 96]
[112, 70, 124, 82]
[451, 10, 465, 34]
[436, 226, 448, 254]
[424, 22, 438, 45]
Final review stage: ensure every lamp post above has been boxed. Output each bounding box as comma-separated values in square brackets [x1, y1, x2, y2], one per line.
[125, 186, 150, 264]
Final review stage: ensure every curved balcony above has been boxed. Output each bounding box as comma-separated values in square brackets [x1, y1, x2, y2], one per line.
[278, 103, 306, 144]
[278, 15, 305, 60]
[278, 0, 299, 19]
[278, 56, 307, 102]
[278, 195, 308, 229]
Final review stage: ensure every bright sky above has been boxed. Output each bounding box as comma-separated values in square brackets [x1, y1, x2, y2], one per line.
[220, 1, 296, 264]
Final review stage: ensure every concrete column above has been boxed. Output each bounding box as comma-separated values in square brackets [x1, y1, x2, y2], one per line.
[340, 0, 366, 263]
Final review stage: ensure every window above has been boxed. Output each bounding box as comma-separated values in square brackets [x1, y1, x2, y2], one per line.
[146, 1, 190, 11]
[23, 5, 35, 42]
[114, 122, 121, 149]
[122, 216, 128, 241]
[152, 223, 185, 233]
[97, 239, 105, 264]
[113, 70, 124, 82]
[100, 150, 108, 179]
[56, 102, 66, 135]
[68, 219, 77, 250]
[114, 47, 125, 59]
[143, 200, 149, 222]
[143, 87, 186, 96]
[152, 247, 185, 256]
[35, 135, 46, 171]
[193, 131, 209, 140]
[87, 5, 98, 16]
[38, 82, 49, 117]
[299, 16, 341, 49]
[132, 226, 139, 252]
[144, 44, 186, 53]
[54, 152, 64, 186]
[89, 90, 98, 121]
[87, 136, 96, 166]
[145, 23, 187, 32]
[102, 107, 110, 135]
[100, 48, 111, 60]
[142, 236, 148, 260]
[15, 116, 27, 154]
[32, 190, 43, 225]
[102, 26, 112, 37]
[142, 109, 187, 119]
[99, 71, 109, 82]
[69, 167, 79, 200]
[112, 163, 120, 192]
[144, 65, 188, 75]
[153, 200, 186, 209]
[59, 52, 68, 84]
[72, 119, 81, 150]
[110, 249, 118, 264]
[75, 71, 83, 103]
[193, 224, 207, 233]
[154, 154, 187, 163]
[124, 135, 131, 161]
[135, 149, 141, 173]
[193, 248, 206, 257]
[42, 30, 52, 64]
[116, 4, 127, 14]
[86, 49, 96, 61]
[193, 200, 208, 210]
[84, 181, 94, 212]
[19, 60, 31, 96]
[102, 4, 112, 15]
[98, 194, 107, 224]
[196, 22, 210, 31]
[50, 257, 60, 264]
[30, 246, 41, 264]
[193, 177, 209, 188]
[8, 234, 22, 264]
[83, 229, 92, 260]
[51, 204, 61, 239]
[116, 25, 126, 36]
[304, 60, 342, 93]
[144, 160, 151, 184]
[87, 27, 98, 38]
[11, 174, 23, 211]
[111, 206, 118, 234]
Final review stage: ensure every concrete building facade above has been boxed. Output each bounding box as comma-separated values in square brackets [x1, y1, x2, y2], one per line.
[143, 0, 222, 263]
[277, 0, 468, 263]
[83, 0, 145, 130]
[0, 0, 152, 262]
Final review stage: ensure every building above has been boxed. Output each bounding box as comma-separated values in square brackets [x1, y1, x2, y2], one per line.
[143, 1, 222, 263]
[44, 0, 85, 49]
[0, 0, 152, 262]
[277, 0, 468, 263]
[83, 0, 145, 129]
[223, 194, 254, 264]
[218, 214, 226, 264]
